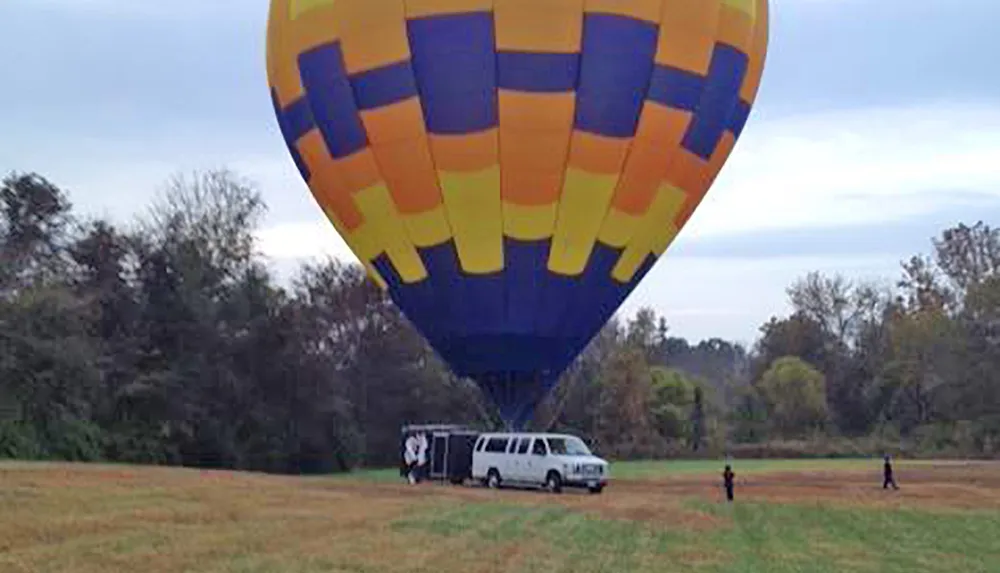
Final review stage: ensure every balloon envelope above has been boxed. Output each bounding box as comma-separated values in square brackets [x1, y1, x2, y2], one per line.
[266, 0, 769, 428]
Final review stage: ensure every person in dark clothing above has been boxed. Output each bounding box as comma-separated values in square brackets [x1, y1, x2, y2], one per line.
[723, 464, 735, 502]
[883, 455, 899, 490]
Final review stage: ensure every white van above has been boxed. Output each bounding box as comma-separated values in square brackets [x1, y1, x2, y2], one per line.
[471, 433, 609, 494]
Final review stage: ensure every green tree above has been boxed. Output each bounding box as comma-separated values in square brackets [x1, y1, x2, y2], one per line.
[757, 356, 829, 438]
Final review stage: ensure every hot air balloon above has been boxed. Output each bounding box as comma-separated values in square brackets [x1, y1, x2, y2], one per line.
[266, 0, 769, 429]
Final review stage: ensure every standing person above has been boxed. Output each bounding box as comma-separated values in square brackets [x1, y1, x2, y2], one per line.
[403, 433, 419, 484]
[883, 454, 899, 490]
[723, 464, 735, 502]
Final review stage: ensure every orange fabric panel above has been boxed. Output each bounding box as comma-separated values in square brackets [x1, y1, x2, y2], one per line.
[502, 170, 566, 205]
[361, 98, 427, 144]
[500, 130, 570, 174]
[611, 144, 669, 215]
[635, 104, 692, 147]
[374, 137, 443, 213]
[675, 132, 736, 226]
[567, 132, 630, 175]
[655, 0, 719, 74]
[430, 130, 499, 172]
[296, 130, 364, 230]
[498, 91, 576, 132]
[337, 148, 383, 194]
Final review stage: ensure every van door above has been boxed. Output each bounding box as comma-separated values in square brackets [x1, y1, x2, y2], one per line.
[504, 437, 521, 481]
[525, 437, 548, 484]
[430, 433, 448, 478]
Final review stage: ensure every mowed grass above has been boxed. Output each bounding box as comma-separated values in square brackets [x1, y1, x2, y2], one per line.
[1, 459, 998, 573]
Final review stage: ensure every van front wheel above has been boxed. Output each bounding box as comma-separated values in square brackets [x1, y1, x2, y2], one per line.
[545, 471, 563, 494]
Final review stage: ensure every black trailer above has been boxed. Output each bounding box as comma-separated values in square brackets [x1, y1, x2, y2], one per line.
[400, 424, 480, 485]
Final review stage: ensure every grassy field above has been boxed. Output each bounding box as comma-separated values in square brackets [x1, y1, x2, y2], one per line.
[1, 459, 998, 572]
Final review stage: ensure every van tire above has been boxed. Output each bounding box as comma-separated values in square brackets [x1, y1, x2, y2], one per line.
[545, 471, 563, 494]
[588, 484, 604, 494]
[486, 469, 502, 489]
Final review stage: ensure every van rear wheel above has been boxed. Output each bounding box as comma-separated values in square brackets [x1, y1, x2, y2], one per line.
[545, 471, 563, 494]
[486, 469, 501, 489]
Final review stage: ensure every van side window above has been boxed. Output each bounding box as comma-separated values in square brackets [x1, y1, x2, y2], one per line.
[475, 437, 485, 452]
[532, 439, 547, 455]
[508, 438, 520, 453]
[485, 437, 509, 453]
[517, 438, 531, 454]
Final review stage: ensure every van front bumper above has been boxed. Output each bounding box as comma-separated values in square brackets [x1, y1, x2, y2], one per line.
[564, 478, 608, 489]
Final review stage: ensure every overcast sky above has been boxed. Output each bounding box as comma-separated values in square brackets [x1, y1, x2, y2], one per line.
[1, 0, 998, 345]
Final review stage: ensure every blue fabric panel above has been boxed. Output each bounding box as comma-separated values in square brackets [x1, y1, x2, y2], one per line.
[729, 98, 751, 139]
[298, 42, 369, 159]
[497, 51, 580, 93]
[381, 236, 656, 427]
[503, 240, 546, 335]
[647, 65, 704, 112]
[681, 43, 749, 160]
[574, 14, 658, 138]
[270, 89, 314, 181]
[349, 60, 419, 111]
[407, 13, 498, 134]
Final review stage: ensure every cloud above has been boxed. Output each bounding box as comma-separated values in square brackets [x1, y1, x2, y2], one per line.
[682, 101, 1000, 239]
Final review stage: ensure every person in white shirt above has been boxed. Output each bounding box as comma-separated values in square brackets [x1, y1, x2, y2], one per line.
[403, 434, 419, 484]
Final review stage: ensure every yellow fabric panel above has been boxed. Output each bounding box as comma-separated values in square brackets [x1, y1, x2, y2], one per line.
[740, 0, 769, 102]
[503, 202, 559, 241]
[597, 208, 638, 248]
[361, 98, 427, 144]
[353, 184, 429, 283]
[439, 168, 504, 274]
[548, 169, 618, 276]
[722, 0, 755, 19]
[405, 0, 494, 18]
[336, 0, 406, 27]
[655, 0, 720, 74]
[611, 184, 686, 283]
[716, 5, 754, 53]
[290, 0, 336, 19]
[286, 5, 340, 55]
[337, 0, 410, 75]
[402, 205, 453, 247]
[495, 0, 584, 53]
[266, 0, 305, 105]
[585, 0, 662, 23]
[340, 23, 411, 74]
[320, 207, 389, 290]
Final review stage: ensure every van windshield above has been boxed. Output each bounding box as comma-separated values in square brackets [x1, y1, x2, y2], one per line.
[546, 437, 591, 456]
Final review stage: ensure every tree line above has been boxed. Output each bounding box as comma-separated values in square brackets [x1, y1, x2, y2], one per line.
[1, 169, 997, 474]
